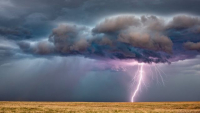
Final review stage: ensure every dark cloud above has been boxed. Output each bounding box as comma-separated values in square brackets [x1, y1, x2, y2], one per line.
[24, 23, 171, 63]
[0, 27, 31, 40]
[1, 0, 200, 39]
[49, 24, 90, 53]
[167, 15, 200, 29]
[33, 41, 55, 55]
[1, 0, 200, 27]
[14, 14, 200, 64]
[184, 42, 200, 52]
[118, 31, 173, 54]
[92, 16, 141, 33]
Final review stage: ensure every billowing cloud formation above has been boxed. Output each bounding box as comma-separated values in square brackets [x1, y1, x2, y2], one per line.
[167, 15, 200, 29]
[49, 24, 90, 53]
[92, 16, 141, 33]
[184, 42, 200, 51]
[14, 14, 200, 63]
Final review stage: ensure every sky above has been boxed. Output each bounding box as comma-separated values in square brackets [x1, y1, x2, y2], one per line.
[0, 0, 200, 102]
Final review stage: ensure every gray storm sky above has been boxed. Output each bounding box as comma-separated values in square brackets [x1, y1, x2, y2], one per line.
[0, 0, 200, 102]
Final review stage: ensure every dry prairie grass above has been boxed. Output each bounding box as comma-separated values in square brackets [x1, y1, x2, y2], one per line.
[0, 101, 200, 113]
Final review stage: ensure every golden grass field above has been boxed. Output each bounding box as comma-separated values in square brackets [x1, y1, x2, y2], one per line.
[0, 101, 200, 113]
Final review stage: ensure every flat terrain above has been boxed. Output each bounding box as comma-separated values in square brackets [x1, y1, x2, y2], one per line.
[0, 101, 200, 113]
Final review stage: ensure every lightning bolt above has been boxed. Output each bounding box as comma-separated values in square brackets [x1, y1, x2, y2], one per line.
[131, 63, 144, 102]
[107, 60, 165, 102]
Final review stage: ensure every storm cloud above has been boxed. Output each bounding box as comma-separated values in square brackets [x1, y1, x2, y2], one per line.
[11, 14, 200, 64]
[184, 42, 200, 51]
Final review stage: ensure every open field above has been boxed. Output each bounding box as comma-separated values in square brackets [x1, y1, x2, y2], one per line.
[0, 101, 200, 113]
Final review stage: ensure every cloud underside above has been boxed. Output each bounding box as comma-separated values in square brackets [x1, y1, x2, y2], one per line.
[2, 14, 200, 63]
